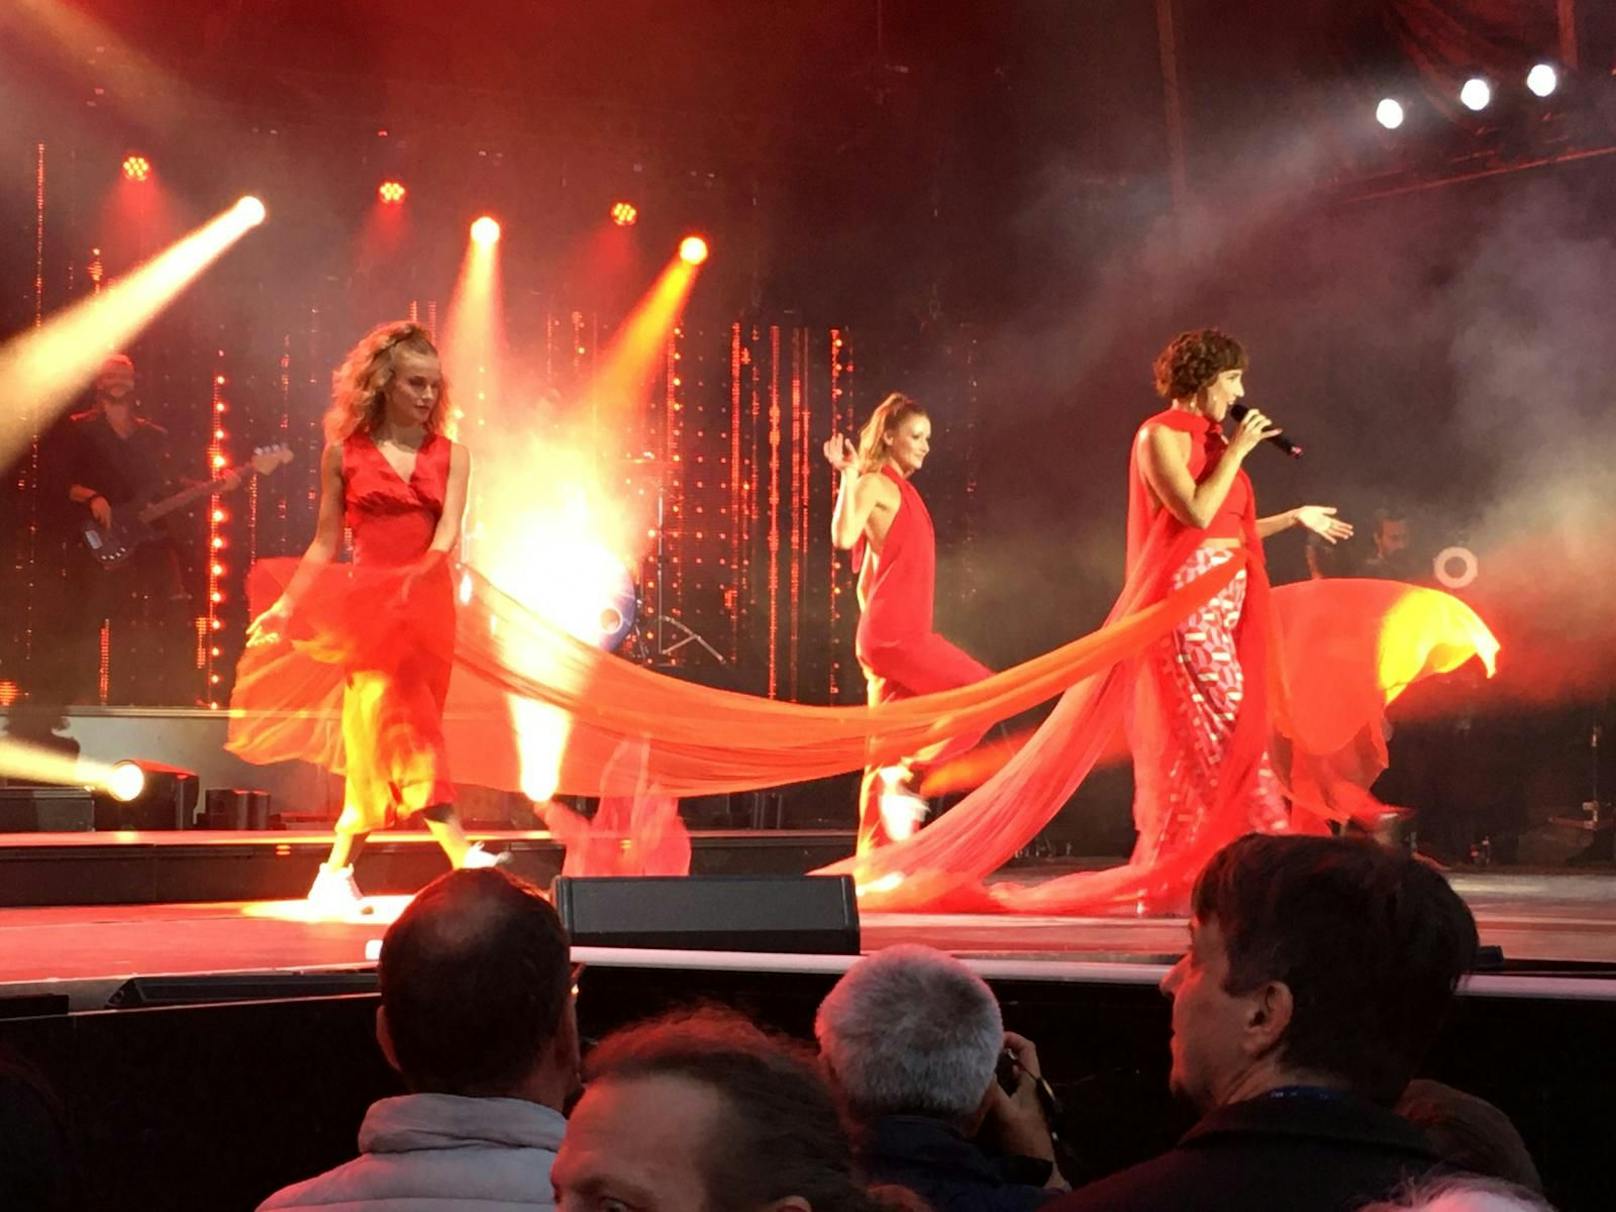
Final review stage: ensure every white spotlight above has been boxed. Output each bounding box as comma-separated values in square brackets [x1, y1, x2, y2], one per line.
[235, 196, 267, 226]
[1459, 77, 1492, 112]
[1375, 98, 1405, 130]
[1526, 64, 1558, 99]
[105, 760, 147, 803]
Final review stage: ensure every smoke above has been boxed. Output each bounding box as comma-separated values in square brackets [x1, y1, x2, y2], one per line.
[1435, 181, 1616, 704]
[911, 115, 1616, 713]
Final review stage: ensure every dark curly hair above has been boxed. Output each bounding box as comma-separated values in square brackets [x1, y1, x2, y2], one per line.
[1152, 328, 1249, 401]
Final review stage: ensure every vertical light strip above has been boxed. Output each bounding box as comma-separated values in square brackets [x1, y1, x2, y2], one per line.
[21, 144, 47, 673]
[203, 359, 229, 707]
[728, 323, 744, 663]
[765, 325, 782, 699]
[827, 327, 849, 699]
[665, 326, 686, 630]
[787, 328, 804, 699]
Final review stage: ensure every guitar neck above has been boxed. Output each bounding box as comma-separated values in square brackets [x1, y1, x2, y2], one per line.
[138, 470, 250, 524]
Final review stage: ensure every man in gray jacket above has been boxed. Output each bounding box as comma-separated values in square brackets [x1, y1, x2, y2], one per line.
[259, 868, 576, 1210]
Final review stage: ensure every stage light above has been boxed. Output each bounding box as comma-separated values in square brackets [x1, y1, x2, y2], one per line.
[106, 760, 146, 803]
[470, 215, 501, 246]
[379, 180, 407, 205]
[1526, 64, 1558, 98]
[0, 198, 267, 469]
[1375, 99, 1405, 130]
[1460, 77, 1492, 111]
[93, 759, 200, 830]
[678, 235, 709, 265]
[235, 196, 267, 226]
[122, 154, 151, 182]
[610, 201, 638, 227]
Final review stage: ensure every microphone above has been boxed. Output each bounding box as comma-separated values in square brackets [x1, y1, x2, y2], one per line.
[1229, 402, 1303, 459]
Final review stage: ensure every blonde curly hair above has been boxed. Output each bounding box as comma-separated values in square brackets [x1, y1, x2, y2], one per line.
[323, 321, 449, 442]
[855, 392, 928, 474]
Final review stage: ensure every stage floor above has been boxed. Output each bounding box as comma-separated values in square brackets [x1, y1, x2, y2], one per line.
[2, 868, 1610, 1011]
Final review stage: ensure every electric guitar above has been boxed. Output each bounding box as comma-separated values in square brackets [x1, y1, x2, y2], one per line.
[80, 444, 293, 568]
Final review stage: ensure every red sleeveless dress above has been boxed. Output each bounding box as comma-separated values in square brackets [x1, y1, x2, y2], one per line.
[228, 433, 457, 832]
[853, 465, 991, 850]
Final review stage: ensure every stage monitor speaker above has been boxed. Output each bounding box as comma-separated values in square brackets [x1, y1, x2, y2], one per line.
[0, 787, 94, 831]
[553, 874, 860, 954]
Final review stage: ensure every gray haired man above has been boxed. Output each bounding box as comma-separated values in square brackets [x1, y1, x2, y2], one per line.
[815, 944, 1068, 1212]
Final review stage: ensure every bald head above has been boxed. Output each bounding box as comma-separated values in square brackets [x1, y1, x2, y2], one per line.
[378, 868, 572, 1097]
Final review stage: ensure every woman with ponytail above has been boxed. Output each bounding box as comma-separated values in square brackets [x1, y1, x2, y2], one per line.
[824, 393, 992, 853]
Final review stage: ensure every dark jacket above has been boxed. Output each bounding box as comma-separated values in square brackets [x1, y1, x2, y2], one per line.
[1050, 1090, 1440, 1212]
[859, 1114, 1057, 1212]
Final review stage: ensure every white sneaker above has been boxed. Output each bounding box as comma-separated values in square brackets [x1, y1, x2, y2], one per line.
[307, 863, 371, 916]
[460, 843, 509, 870]
[876, 770, 930, 842]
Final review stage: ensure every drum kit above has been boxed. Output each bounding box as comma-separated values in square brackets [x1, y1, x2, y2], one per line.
[600, 453, 726, 669]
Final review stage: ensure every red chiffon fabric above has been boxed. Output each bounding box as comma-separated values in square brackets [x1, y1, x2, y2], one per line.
[228, 555, 1246, 801]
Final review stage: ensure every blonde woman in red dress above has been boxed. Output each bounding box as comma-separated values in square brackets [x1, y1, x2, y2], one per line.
[245, 322, 500, 912]
[824, 393, 992, 853]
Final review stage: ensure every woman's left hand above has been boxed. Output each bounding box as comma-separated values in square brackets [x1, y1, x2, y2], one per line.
[1295, 505, 1353, 543]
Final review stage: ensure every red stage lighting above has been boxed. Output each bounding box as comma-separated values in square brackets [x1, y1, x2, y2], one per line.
[470, 215, 502, 246]
[610, 201, 638, 227]
[122, 155, 151, 183]
[378, 180, 407, 205]
[678, 235, 709, 266]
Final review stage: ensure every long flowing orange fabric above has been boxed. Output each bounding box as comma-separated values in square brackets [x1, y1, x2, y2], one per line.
[227, 553, 1243, 797]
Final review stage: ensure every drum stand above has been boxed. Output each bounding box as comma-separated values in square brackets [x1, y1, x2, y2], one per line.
[634, 486, 726, 669]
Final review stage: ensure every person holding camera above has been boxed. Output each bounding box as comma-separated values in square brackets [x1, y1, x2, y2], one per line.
[815, 944, 1068, 1212]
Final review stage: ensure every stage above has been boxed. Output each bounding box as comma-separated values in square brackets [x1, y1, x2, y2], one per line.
[2, 849, 1609, 1012]
[0, 832, 1608, 1210]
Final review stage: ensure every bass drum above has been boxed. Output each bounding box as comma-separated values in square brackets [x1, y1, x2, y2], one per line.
[596, 561, 638, 652]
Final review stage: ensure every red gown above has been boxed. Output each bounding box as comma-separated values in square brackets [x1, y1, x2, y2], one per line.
[854, 464, 992, 850]
[231, 432, 457, 832]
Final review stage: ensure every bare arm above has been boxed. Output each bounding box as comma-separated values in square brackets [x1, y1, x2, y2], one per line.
[824, 434, 886, 551]
[1257, 510, 1297, 539]
[1138, 407, 1279, 530]
[425, 441, 470, 556]
[830, 474, 888, 551]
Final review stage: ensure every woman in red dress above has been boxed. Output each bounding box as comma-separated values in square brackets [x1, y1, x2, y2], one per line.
[1126, 328, 1352, 887]
[824, 393, 992, 853]
[245, 322, 500, 912]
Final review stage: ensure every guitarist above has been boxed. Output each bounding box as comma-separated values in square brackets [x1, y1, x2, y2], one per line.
[59, 354, 239, 704]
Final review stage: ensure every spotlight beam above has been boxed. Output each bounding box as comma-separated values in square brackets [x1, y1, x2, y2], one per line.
[0, 737, 143, 800]
[0, 197, 267, 467]
[584, 248, 705, 427]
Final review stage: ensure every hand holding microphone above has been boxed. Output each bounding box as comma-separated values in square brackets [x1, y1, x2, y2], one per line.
[1229, 401, 1303, 459]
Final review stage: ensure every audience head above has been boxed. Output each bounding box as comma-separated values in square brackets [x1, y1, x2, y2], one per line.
[1358, 1173, 1557, 1212]
[377, 868, 576, 1104]
[1162, 835, 1477, 1111]
[554, 1006, 875, 1212]
[815, 944, 1003, 1127]
[1396, 1081, 1542, 1193]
